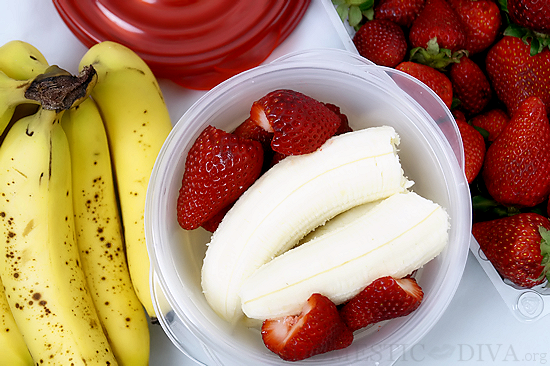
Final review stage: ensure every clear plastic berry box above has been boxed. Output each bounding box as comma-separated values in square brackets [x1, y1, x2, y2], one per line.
[144, 48, 472, 366]
[470, 238, 550, 322]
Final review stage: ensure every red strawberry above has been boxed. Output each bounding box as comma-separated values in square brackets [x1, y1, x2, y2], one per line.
[409, 0, 467, 52]
[455, 117, 486, 183]
[200, 204, 232, 233]
[482, 97, 550, 207]
[323, 103, 353, 135]
[485, 36, 550, 117]
[353, 19, 408, 68]
[507, 0, 550, 34]
[261, 293, 353, 361]
[176, 125, 263, 230]
[449, 56, 492, 114]
[472, 213, 550, 288]
[374, 0, 425, 27]
[395, 61, 453, 109]
[339, 276, 423, 332]
[232, 117, 274, 152]
[249, 89, 340, 155]
[470, 109, 510, 142]
[448, 0, 502, 54]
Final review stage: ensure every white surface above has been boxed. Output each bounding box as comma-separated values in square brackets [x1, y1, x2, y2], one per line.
[1, 1, 548, 365]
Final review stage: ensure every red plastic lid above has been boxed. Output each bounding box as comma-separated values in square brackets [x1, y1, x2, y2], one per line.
[53, 0, 310, 90]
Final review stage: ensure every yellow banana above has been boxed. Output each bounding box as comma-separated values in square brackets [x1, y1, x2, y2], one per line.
[0, 108, 118, 365]
[61, 97, 150, 366]
[0, 276, 33, 366]
[0, 40, 49, 80]
[0, 71, 39, 138]
[79, 41, 173, 319]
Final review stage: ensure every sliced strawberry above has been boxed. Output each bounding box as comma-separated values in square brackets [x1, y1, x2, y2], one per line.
[339, 276, 424, 332]
[249, 89, 341, 155]
[176, 125, 263, 230]
[261, 293, 353, 361]
[200, 203, 232, 233]
[323, 103, 353, 135]
[232, 117, 274, 152]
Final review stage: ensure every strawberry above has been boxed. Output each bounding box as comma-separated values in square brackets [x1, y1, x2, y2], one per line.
[507, 0, 550, 34]
[249, 89, 340, 155]
[409, 0, 467, 52]
[353, 19, 408, 68]
[323, 103, 353, 135]
[485, 36, 550, 117]
[261, 293, 353, 361]
[395, 61, 453, 109]
[470, 109, 510, 142]
[373, 0, 426, 28]
[449, 56, 492, 114]
[482, 97, 550, 207]
[339, 276, 423, 332]
[455, 116, 486, 183]
[200, 204, 232, 233]
[176, 125, 263, 230]
[232, 117, 274, 152]
[472, 213, 550, 288]
[448, 0, 502, 54]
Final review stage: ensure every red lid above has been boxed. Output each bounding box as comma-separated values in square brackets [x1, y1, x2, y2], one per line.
[53, 0, 310, 89]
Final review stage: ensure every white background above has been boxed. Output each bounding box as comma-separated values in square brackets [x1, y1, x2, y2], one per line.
[1, 0, 547, 365]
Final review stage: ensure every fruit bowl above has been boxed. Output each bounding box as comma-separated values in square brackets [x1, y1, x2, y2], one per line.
[145, 48, 472, 365]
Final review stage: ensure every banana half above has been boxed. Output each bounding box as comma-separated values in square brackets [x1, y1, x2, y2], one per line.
[201, 126, 413, 323]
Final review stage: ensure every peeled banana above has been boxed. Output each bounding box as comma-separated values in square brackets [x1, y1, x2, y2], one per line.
[202, 126, 413, 323]
[61, 97, 150, 365]
[0, 108, 117, 365]
[79, 41, 173, 319]
[0, 276, 33, 366]
[240, 191, 450, 319]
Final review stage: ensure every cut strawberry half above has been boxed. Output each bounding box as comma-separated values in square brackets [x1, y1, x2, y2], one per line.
[339, 276, 424, 332]
[249, 89, 341, 155]
[261, 293, 353, 361]
[176, 125, 263, 230]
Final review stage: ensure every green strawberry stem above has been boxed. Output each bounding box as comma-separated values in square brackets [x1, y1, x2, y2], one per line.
[333, 0, 374, 30]
[504, 23, 550, 55]
[538, 227, 550, 286]
[410, 38, 467, 71]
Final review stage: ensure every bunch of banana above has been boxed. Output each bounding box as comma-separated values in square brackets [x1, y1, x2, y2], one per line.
[79, 41, 173, 320]
[0, 39, 172, 365]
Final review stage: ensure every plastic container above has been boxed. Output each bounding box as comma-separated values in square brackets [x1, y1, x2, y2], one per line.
[145, 48, 472, 366]
[470, 238, 550, 323]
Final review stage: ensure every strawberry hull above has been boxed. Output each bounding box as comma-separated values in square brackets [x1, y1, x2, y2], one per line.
[145, 50, 471, 365]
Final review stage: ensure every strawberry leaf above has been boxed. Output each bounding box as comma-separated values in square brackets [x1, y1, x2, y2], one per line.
[538, 226, 550, 285]
[504, 24, 550, 55]
[348, 5, 363, 28]
[410, 38, 466, 70]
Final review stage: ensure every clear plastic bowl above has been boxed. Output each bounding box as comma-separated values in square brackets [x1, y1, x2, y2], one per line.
[145, 49, 472, 366]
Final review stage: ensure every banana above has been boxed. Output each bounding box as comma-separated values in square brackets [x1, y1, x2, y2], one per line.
[202, 126, 413, 323]
[0, 40, 49, 80]
[0, 40, 49, 138]
[61, 97, 150, 365]
[79, 41, 173, 319]
[0, 276, 33, 366]
[0, 108, 117, 365]
[240, 191, 450, 319]
[0, 71, 39, 138]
